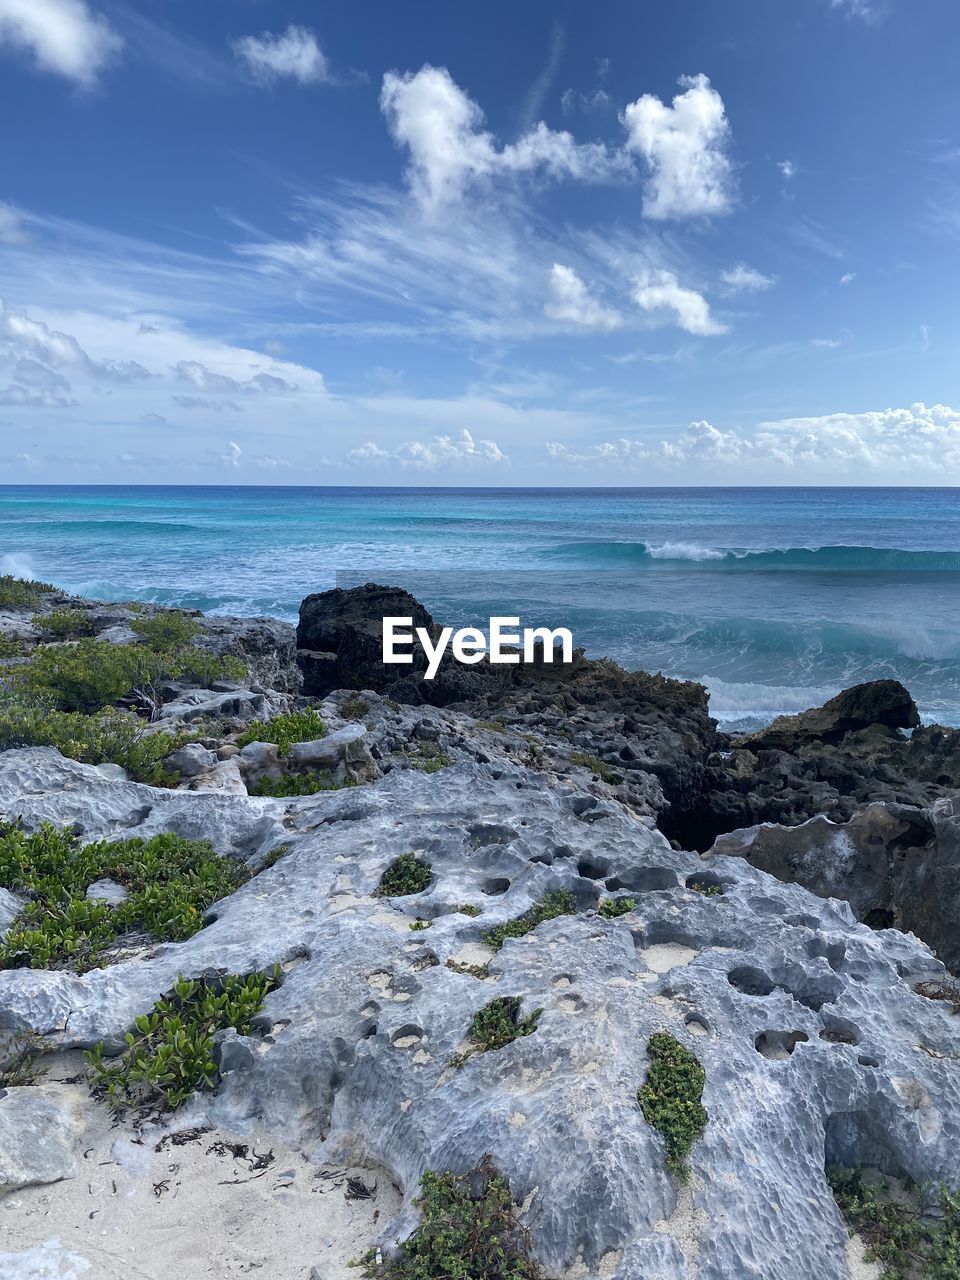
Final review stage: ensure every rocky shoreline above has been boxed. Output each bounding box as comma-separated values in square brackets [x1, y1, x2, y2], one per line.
[1, 579, 958, 1279]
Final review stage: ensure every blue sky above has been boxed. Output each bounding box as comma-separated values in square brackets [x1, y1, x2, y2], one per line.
[1, 0, 959, 484]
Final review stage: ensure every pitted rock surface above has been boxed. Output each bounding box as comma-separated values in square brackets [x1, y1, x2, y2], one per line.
[1, 747, 958, 1280]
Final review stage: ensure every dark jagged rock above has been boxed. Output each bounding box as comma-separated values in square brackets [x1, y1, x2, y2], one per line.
[738, 679, 921, 750]
[710, 798, 960, 971]
[295, 584, 720, 820]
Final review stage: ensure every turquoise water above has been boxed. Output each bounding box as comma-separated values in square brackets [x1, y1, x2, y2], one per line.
[2, 485, 959, 729]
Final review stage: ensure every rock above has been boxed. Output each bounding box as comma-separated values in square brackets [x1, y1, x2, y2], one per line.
[237, 741, 283, 789]
[85, 878, 129, 906]
[711, 798, 960, 971]
[0, 614, 40, 644]
[285, 725, 380, 783]
[0, 1239, 93, 1278]
[163, 742, 218, 778]
[217, 744, 240, 760]
[180, 757, 248, 795]
[94, 762, 129, 781]
[0, 747, 957, 1280]
[740, 680, 921, 750]
[158, 688, 287, 724]
[0, 888, 22, 936]
[201, 615, 301, 694]
[0, 1084, 85, 1193]
[297, 584, 438, 697]
[96, 623, 136, 645]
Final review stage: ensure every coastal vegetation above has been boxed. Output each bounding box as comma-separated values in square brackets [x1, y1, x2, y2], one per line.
[87, 968, 281, 1117]
[482, 889, 576, 951]
[236, 707, 328, 754]
[638, 1032, 708, 1183]
[0, 822, 249, 971]
[0, 574, 56, 608]
[828, 1165, 960, 1279]
[377, 852, 433, 897]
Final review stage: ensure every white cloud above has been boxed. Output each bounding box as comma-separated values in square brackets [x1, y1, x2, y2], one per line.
[0, 298, 147, 382]
[621, 74, 734, 219]
[829, 0, 879, 19]
[0, 201, 29, 244]
[232, 25, 329, 86]
[720, 262, 776, 292]
[632, 268, 727, 336]
[347, 427, 508, 470]
[172, 394, 241, 413]
[778, 159, 796, 180]
[0, 0, 122, 86]
[839, 272, 856, 285]
[547, 403, 960, 477]
[545, 264, 622, 330]
[380, 64, 625, 214]
[173, 359, 298, 395]
[221, 441, 242, 469]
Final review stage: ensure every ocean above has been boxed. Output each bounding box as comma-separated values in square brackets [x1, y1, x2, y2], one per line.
[2, 485, 958, 731]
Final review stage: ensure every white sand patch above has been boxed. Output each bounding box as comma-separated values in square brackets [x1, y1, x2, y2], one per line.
[654, 1181, 707, 1275]
[0, 1088, 400, 1280]
[846, 1233, 884, 1279]
[641, 943, 698, 974]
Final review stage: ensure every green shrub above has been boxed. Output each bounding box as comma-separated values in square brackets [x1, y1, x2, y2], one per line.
[0, 575, 55, 608]
[0, 824, 249, 971]
[339, 695, 370, 721]
[599, 896, 636, 919]
[458, 904, 482, 917]
[377, 853, 432, 897]
[31, 608, 95, 638]
[569, 751, 622, 785]
[11, 627, 245, 716]
[638, 1032, 708, 1184]
[130, 611, 201, 652]
[248, 770, 356, 797]
[0, 699, 185, 785]
[87, 968, 280, 1117]
[482, 889, 576, 951]
[468, 995, 541, 1052]
[0, 637, 25, 659]
[408, 741, 454, 773]
[829, 1166, 960, 1280]
[235, 708, 328, 756]
[361, 1158, 542, 1280]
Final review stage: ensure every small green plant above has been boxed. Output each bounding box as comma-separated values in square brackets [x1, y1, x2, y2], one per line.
[248, 770, 356, 797]
[129, 611, 200, 652]
[409, 919, 432, 931]
[407, 741, 454, 773]
[468, 996, 541, 1052]
[377, 853, 432, 897]
[446, 958, 490, 979]
[0, 823, 249, 972]
[257, 844, 290, 871]
[0, 575, 55, 608]
[31, 608, 95, 638]
[236, 709, 328, 756]
[340, 695, 370, 721]
[828, 1165, 960, 1279]
[0, 699, 187, 785]
[476, 719, 509, 734]
[457, 904, 482, 917]
[569, 751, 622, 785]
[687, 879, 723, 897]
[86, 968, 281, 1117]
[599, 896, 636, 919]
[0, 1030, 47, 1087]
[638, 1032, 708, 1184]
[360, 1157, 542, 1280]
[0, 636, 26, 659]
[482, 889, 576, 951]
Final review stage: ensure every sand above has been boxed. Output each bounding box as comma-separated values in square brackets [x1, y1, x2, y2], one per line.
[0, 1059, 400, 1280]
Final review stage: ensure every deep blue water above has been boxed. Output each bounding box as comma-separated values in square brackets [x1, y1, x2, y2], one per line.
[2, 485, 959, 729]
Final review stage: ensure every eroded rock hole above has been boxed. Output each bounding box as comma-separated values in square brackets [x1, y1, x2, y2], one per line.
[727, 966, 775, 997]
[605, 867, 680, 893]
[482, 878, 511, 896]
[755, 1030, 810, 1060]
[576, 856, 609, 881]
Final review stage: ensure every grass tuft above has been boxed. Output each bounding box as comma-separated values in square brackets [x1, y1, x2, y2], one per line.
[377, 853, 432, 897]
[598, 896, 636, 918]
[481, 889, 576, 951]
[468, 995, 541, 1052]
[236, 708, 328, 756]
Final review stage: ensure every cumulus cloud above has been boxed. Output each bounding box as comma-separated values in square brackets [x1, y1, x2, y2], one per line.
[0, 382, 74, 407]
[547, 403, 960, 476]
[380, 64, 625, 214]
[0, 201, 29, 244]
[0, 298, 147, 383]
[544, 264, 622, 330]
[720, 263, 775, 292]
[232, 25, 330, 86]
[0, 0, 122, 86]
[172, 394, 241, 413]
[140, 412, 166, 425]
[632, 269, 727, 336]
[173, 360, 298, 395]
[621, 74, 734, 219]
[347, 427, 508, 469]
[778, 159, 796, 180]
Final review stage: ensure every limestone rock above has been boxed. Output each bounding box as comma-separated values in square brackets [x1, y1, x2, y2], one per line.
[85, 878, 129, 907]
[740, 680, 921, 750]
[163, 743, 217, 778]
[157, 687, 287, 724]
[0, 1084, 86, 1194]
[0, 748, 957, 1280]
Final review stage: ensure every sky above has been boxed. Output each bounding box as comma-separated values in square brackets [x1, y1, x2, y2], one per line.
[1, 0, 959, 485]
